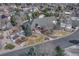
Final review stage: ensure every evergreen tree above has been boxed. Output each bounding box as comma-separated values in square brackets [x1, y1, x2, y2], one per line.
[21, 22, 32, 36]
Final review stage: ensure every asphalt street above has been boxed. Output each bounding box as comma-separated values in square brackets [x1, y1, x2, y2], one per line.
[52, 28, 79, 48]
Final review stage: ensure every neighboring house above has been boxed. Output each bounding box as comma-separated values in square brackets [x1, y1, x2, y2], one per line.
[60, 18, 72, 30]
[60, 16, 79, 30]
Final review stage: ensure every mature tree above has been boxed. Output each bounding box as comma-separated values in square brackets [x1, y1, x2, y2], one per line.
[19, 47, 42, 56]
[21, 22, 32, 36]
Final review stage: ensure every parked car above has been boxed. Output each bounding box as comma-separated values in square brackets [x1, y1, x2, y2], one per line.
[69, 40, 79, 44]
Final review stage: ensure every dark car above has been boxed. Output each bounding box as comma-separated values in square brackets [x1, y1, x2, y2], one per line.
[69, 40, 79, 44]
[1, 15, 7, 19]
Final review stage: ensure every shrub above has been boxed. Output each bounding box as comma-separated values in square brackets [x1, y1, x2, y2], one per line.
[26, 15, 30, 20]
[25, 47, 37, 56]
[10, 15, 17, 26]
[32, 11, 40, 18]
[55, 46, 65, 56]
[4, 44, 15, 49]
[21, 23, 32, 36]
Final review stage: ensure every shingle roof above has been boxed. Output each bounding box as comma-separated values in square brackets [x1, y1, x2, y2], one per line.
[31, 17, 56, 29]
